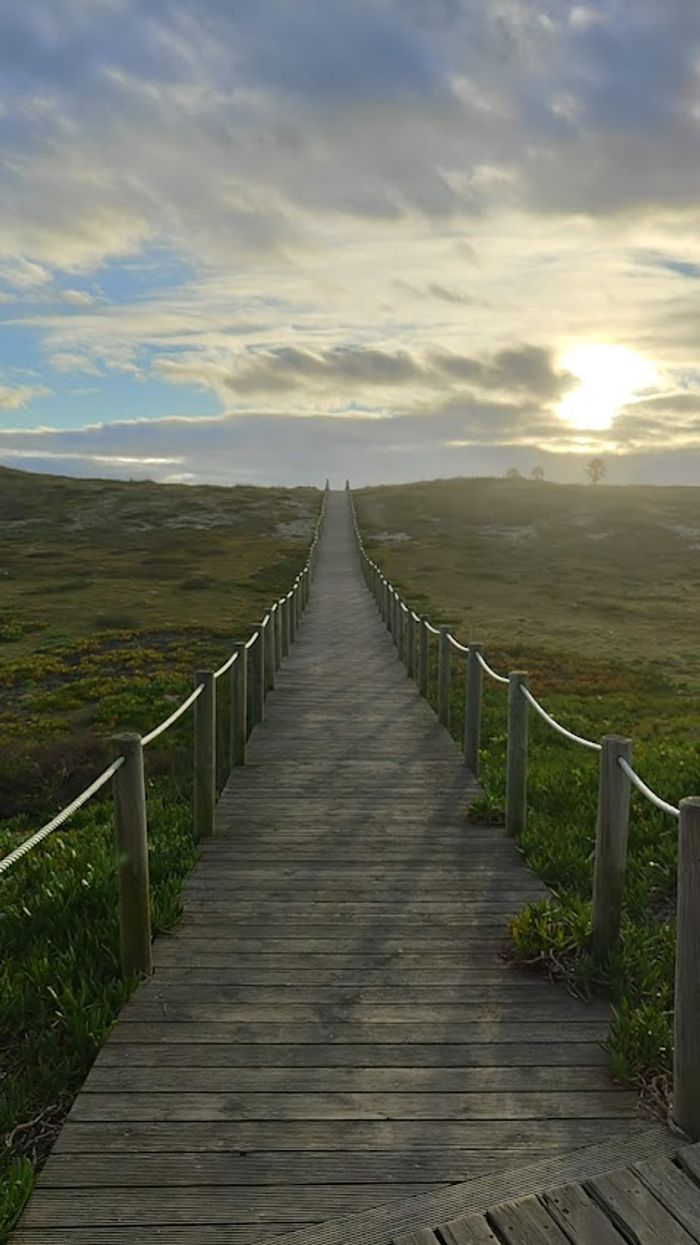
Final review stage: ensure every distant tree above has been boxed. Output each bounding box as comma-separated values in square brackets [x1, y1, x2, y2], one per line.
[530, 465, 545, 481]
[586, 456, 606, 485]
[504, 467, 522, 479]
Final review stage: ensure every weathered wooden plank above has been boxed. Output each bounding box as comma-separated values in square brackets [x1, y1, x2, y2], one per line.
[488, 1194, 571, 1243]
[37, 1150, 546, 1189]
[588, 1166, 698, 1244]
[105, 1021, 610, 1044]
[12, 1230, 296, 1244]
[83, 1066, 616, 1095]
[119, 1001, 609, 1024]
[543, 1180, 627, 1244]
[69, 1090, 638, 1122]
[633, 1154, 700, 1242]
[53, 1119, 652, 1155]
[95, 1042, 608, 1069]
[20, 1185, 438, 1228]
[393, 1230, 440, 1245]
[440, 1215, 499, 1243]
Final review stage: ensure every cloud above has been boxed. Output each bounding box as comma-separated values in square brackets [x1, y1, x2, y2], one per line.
[0, 382, 51, 410]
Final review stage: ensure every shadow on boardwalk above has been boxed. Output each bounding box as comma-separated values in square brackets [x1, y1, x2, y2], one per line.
[12, 492, 650, 1244]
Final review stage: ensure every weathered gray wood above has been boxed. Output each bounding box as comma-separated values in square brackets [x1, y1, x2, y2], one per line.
[406, 610, 415, 678]
[488, 1194, 571, 1244]
[282, 594, 291, 658]
[97, 1042, 609, 1068]
[69, 1090, 637, 1122]
[397, 601, 405, 663]
[465, 643, 483, 775]
[84, 1066, 619, 1094]
[266, 608, 276, 692]
[440, 1215, 498, 1244]
[393, 1230, 440, 1245]
[506, 672, 528, 838]
[438, 627, 451, 728]
[591, 736, 632, 955]
[193, 671, 215, 841]
[231, 643, 247, 765]
[112, 732, 151, 979]
[419, 614, 429, 697]
[54, 1118, 653, 1156]
[255, 620, 267, 721]
[588, 1165, 697, 1245]
[674, 798, 700, 1140]
[543, 1181, 626, 1244]
[634, 1153, 700, 1242]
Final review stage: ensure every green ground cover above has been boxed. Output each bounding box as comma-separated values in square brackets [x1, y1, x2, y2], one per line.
[356, 476, 700, 1113]
[0, 466, 320, 1238]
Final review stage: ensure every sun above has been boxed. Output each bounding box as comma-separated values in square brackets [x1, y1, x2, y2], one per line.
[557, 343, 657, 432]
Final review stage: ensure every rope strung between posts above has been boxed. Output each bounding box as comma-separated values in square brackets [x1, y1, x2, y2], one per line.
[618, 756, 680, 819]
[520, 686, 601, 753]
[0, 757, 125, 876]
[213, 650, 238, 680]
[142, 683, 205, 746]
[476, 650, 509, 685]
[447, 634, 469, 654]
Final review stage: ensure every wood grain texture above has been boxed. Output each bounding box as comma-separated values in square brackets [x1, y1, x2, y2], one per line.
[11, 492, 653, 1244]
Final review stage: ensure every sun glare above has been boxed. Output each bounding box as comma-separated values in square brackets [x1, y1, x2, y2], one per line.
[557, 343, 657, 432]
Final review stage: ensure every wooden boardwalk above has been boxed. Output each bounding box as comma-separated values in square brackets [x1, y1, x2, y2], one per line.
[14, 492, 658, 1243]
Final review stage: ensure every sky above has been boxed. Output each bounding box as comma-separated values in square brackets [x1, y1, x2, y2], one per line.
[1, 0, 700, 487]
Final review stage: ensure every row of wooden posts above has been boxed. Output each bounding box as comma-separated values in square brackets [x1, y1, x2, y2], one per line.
[111, 499, 325, 984]
[355, 514, 700, 1142]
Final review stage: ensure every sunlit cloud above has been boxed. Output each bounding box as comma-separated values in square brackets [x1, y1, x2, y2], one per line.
[0, 1, 699, 482]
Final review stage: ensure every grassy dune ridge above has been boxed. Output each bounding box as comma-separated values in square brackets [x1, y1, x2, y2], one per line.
[355, 476, 700, 1107]
[0, 466, 321, 1238]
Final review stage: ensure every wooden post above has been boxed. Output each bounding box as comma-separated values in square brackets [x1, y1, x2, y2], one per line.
[194, 670, 215, 841]
[295, 578, 303, 628]
[397, 603, 405, 663]
[419, 614, 429, 698]
[406, 610, 415, 678]
[505, 671, 528, 837]
[273, 602, 282, 669]
[392, 593, 399, 646]
[382, 579, 389, 625]
[591, 735, 632, 954]
[465, 643, 483, 774]
[438, 627, 451, 728]
[231, 643, 247, 765]
[674, 798, 700, 1139]
[279, 595, 287, 657]
[250, 628, 265, 725]
[112, 732, 152, 979]
[265, 609, 275, 693]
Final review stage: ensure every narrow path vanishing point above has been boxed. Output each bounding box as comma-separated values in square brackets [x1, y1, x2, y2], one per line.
[13, 492, 655, 1244]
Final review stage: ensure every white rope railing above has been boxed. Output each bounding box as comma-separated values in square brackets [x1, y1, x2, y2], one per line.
[213, 650, 238, 680]
[0, 757, 126, 876]
[244, 631, 259, 650]
[425, 620, 441, 636]
[476, 650, 509, 685]
[520, 686, 601, 753]
[448, 635, 469, 654]
[142, 684, 204, 746]
[618, 756, 680, 819]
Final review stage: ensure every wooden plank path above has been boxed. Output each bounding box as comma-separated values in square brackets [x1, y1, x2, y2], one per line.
[13, 492, 658, 1243]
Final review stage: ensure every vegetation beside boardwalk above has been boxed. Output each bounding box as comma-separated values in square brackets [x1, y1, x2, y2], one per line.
[0, 466, 320, 1239]
[356, 476, 700, 1108]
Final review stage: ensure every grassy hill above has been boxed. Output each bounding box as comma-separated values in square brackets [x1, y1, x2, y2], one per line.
[355, 476, 700, 688]
[0, 466, 320, 1238]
